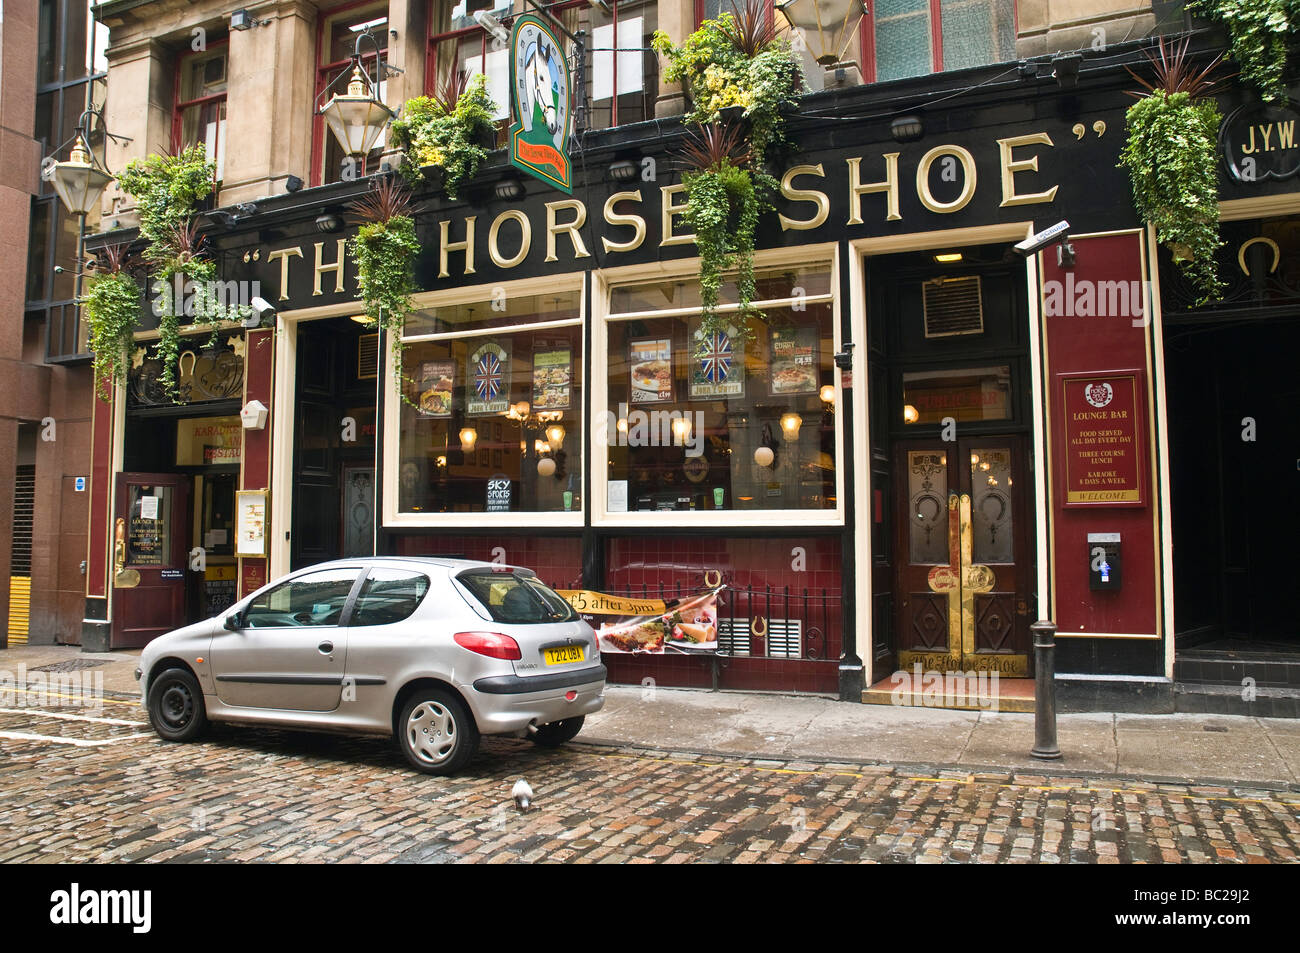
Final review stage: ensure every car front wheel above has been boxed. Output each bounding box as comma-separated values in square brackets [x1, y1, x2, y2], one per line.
[146, 668, 208, 742]
[531, 715, 585, 747]
[398, 689, 479, 775]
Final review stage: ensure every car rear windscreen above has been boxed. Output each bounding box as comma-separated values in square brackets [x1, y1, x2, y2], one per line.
[456, 570, 577, 624]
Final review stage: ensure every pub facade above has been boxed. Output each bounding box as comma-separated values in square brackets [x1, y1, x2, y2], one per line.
[77, 0, 1300, 713]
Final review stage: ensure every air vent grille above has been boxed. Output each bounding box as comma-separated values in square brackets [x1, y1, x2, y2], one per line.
[923, 276, 984, 338]
[717, 618, 804, 658]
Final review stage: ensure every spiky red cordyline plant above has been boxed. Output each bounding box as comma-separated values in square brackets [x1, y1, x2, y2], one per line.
[89, 242, 139, 276]
[347, 174, 417, 225]
[678, 121, 752, 173]
[720, 0, 777, 57]
[1125, 35, 1227, 99]
[432, 70, 469, 116]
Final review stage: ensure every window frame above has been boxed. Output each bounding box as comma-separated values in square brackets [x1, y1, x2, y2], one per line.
[859, 0, 1019, 83]
[591, 245, 845, 529]
[171, 37, 230, 181]
[312, 0, 391, 187]
[382, 272, 588, 530]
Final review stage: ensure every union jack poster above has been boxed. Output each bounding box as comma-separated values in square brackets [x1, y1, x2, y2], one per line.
[688, 320, 744, 399]
[467, 341, 511, 416]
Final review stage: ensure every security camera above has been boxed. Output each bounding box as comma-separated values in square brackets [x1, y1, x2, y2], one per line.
[1013, 220, 1071, 258]
[245, 296, 276, 329]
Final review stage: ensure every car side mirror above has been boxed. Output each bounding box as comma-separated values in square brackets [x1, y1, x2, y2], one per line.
[224, 612, 243, 631]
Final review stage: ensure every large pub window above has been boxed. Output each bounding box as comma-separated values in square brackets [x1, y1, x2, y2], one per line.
[598, 257, 842, 524]
[863, 0, 1016, 82]
[314, 2, 390, 185]
[426, 0, 513, 134]
[390, 280, 585, 523]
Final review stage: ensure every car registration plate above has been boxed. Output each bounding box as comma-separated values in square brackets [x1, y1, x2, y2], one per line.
[543, 645, 585, 666]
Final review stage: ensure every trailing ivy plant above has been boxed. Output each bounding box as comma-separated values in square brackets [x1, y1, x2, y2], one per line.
[1186, 0, 1298, 103]
[1119, 37, 1227, 303]
[653, 0, 803, 161]
[82, 244, 143, 401]
[678, 123, 775, 346]
[655, 0, 801, 343]
[347, 177, 420, 396]
[116, 144, 249, 400]
[390, 73, 498, 200]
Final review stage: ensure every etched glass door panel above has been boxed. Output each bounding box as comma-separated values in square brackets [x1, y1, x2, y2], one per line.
[969, 447, 1013, 565]
[908, 450, 949, 564]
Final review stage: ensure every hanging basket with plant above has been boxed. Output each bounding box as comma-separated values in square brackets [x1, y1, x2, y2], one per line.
[653, 0, 803, 161]
[116, 144, 250, 401]
[82, 243, 143, 401]
[347, 176, 420, 393]
[1119, 37, 1228, 303]
[678, 122, 775, 344]
[390, 73, 498, 200]
[1186, 0, 1298, 103]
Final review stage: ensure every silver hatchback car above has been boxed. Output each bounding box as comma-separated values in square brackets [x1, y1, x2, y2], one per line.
[136, 557, 605, 774]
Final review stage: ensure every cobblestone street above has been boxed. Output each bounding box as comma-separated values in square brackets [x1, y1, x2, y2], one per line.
[1, 697, 1297, 864]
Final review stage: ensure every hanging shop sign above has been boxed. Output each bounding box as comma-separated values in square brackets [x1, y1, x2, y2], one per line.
[1221, 102, 1300, 183]
[467, 341, 511, 416]
[1060, 373, 1145, 506]
[557, 586, 724, 654]
[509, 13, 573, 194]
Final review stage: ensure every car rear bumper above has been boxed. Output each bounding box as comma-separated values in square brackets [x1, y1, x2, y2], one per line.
[468, 664, 606, 734]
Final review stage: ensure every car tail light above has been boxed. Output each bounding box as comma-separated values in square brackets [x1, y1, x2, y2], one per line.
[454, 631, 522, 661]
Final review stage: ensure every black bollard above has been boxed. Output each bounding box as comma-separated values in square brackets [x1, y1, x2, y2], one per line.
[1030, 619, 1061, 760]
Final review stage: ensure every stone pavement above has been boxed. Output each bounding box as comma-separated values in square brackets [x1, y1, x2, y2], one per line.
[1, 706, 1297, 863]
[2, 643, 1298, 788]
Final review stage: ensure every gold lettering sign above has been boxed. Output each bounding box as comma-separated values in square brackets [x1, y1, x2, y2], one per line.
[846, 153, 901, 224]
[439, 216, 477, 277]
[312, 239, 347, 296]
[266, 246, 303, 301]
[545, 199, 591, 262]
[602, 190, 647, 253]
[997, 132, 1059, 208]
[660, 183, 694, 246]
[779, 164, 830, 231]
[916, 145, 977, 214]
[488, 210, 532, 269]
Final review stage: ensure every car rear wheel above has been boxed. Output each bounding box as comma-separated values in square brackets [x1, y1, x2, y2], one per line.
[531, 715, 585, 747]
[146, 668, 208, 742]
[398, 689, 479, 775]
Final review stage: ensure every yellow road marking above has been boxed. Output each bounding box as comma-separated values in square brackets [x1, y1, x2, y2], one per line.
[3, 686, 138, 707]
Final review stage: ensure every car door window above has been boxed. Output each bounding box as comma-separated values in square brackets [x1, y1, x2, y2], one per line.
[350, 569, 431, 626]
[243, 568, 360, 628]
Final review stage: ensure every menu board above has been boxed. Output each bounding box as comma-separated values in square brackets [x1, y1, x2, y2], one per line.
[629, 338, 672, 404]
[769, 327, 818, 395]
[689, 321, 744, 399]
[235, 491, 268, 556]
[1061, 374, 1144, 506]
[532, 349, 572, 410]
[467, 341, 511, 416]
[128, 515, 164, 565]
[416, 361, 455, 417]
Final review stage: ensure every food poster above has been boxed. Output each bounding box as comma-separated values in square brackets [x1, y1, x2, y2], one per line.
[556, 586, 724, 654]
[629, 338, 673, 404]
[532, 348, 572, 411]
[416, 361, 456, 418]
[467, 341, 512, 416]
[770, 326, 818, 396]
[689, 320, 744, 399]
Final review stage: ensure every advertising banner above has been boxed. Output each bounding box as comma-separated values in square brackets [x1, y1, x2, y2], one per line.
[557, 587, 724, 654]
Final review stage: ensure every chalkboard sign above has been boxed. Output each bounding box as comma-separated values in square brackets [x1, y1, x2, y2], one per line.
[486, 474, 513, 512]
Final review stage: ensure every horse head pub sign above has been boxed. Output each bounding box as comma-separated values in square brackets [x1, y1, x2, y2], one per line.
[509, 13, 573, 194]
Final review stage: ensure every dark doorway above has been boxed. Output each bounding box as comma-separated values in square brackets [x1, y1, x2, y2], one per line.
[291, 316, 379, 570]
[1165, 314, 1300, 651]
[864, 243, 1037, 683]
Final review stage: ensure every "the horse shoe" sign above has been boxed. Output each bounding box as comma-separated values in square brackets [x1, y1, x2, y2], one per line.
[509, 13, 573, 194]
